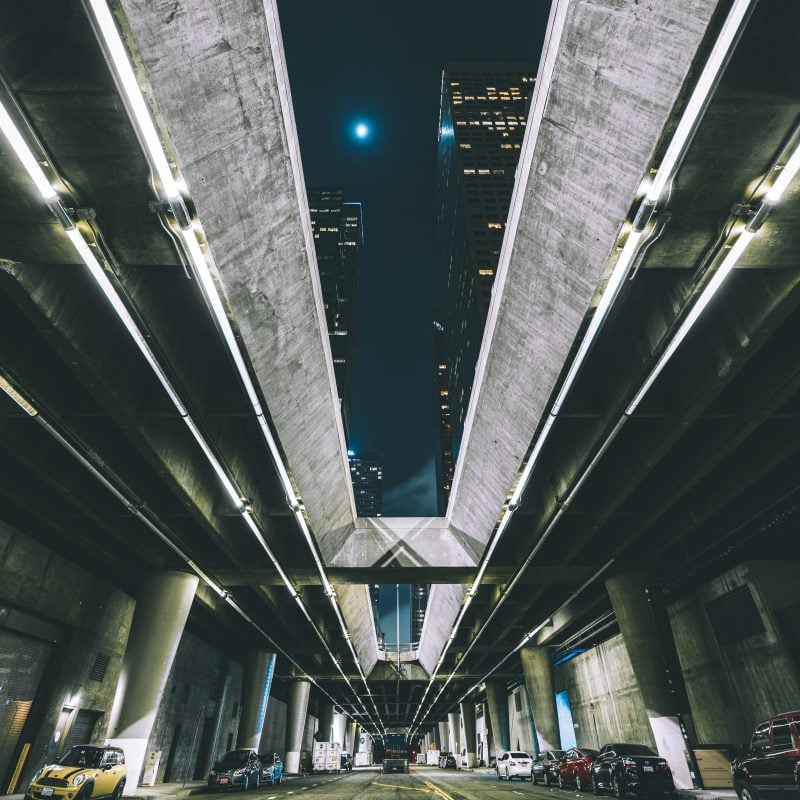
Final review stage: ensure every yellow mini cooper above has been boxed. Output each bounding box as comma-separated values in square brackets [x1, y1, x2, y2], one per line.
[27, 746, 127, 800]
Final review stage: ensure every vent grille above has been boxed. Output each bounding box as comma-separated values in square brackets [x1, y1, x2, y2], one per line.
[89, 652, 110, 682]
[705, 585, 765, 645]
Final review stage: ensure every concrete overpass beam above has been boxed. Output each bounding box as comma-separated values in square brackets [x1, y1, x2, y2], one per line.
[520, 646, 561, 751]
[236, 651, 276, 750]
[485, 681, 510, 757]
[107, 571, 198, 794]
[284, 680, 311, 774]
[606, 573, 695, 789]
[460, 701, 478, 768]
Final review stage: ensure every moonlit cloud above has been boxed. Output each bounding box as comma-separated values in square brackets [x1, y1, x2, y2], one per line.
[383, 457, 438, 516]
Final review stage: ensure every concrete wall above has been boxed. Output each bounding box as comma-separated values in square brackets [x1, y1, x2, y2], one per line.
[145, 629, 243, 783]
[555, 634, 655, 750]
[508, 685, 537, 754]
[670, 561, 800, 745]
[0, 520, 134, 788]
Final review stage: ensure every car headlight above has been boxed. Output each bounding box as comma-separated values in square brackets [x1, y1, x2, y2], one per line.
[31, 768, 45, 783]
[232, 769, 245, 777]
[209, 771, 216, 777]
[72, 774, 86, 787]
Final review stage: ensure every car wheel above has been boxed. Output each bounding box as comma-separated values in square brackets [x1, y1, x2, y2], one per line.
[558, 772, 565, 789]
[592, 777, 600, 796]
[545, 771, 552, 787]
[111, 781, 125, 800]
[612, 776, 624, 799]
[533, 771, 539, 785]
[240, 775, 249, 792]
[497, 769, 502, 781]
[277, 773, 282, 785]
[738, 783, 759, 800]
[576, 774, 583, 792]
[254, 773, 260, 789]
[77, 782, 94, 800]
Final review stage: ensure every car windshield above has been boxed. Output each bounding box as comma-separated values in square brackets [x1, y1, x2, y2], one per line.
[58, 747, 104, 768]
[551, 751, 565, 759]
[218, 750, 251, 767]
[511, 752, 529, 758]
[616, 745, 657, 757]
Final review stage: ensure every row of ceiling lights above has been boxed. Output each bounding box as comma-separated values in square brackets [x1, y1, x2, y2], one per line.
[0, 0, 384, 736]
[410, 0, 796, 735]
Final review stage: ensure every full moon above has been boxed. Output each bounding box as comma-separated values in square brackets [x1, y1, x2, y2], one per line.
[355, 123, 369, 139]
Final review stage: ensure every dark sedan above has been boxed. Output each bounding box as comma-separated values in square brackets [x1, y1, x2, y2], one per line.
[590, 744, 674, 797]
[533, 750, 566, 785]
[208, 750, 261, 791]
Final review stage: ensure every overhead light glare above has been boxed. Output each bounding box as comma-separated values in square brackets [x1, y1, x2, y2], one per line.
[765, 142, 800, 204]
[85, 0, 180, 199]
[0, 101, 56, 199]
[0, 376, 38, 416]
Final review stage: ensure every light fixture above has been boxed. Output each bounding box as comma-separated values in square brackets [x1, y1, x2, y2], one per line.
[0, 376, 38, 416]
[0, 100, 55, 199]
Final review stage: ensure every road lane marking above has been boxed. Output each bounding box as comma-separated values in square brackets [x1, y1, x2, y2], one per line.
[370, 780, 434, 793]
[513, 792, 525, 795]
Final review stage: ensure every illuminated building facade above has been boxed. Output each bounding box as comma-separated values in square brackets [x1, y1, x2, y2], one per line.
[307, 188, 363, 442]
[348, 449, 383, 517]
[436, 63, 535, 460]
[433, 319, 454, 514]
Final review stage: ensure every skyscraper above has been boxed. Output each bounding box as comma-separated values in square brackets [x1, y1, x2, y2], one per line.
[432, 319, 454, 514]
[307, 188, 363, 442]
[436, 64, 535, 461]
[347, 449, 383, 517]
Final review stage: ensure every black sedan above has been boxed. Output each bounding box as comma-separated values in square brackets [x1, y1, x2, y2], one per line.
[590, 744, 674, 797]
[532, 750, 566, 785]
[208, 750, 261, 791]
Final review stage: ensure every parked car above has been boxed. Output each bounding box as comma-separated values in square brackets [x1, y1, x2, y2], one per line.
[559, 748, 600, 791]
[257, 753, 283, 785]
[533, 750, 567, 785]
[496, 750, 533, 781]
[590, 743, 673, 797]
[438, 751, 457, 768]
[27, 745, 127, 800]
[732, 711, 800, 800]
[208, 750, 261, 791]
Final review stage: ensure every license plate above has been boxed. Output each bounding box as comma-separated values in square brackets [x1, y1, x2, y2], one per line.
[41, 789, 54, 797]
[219, 778, 229, 784]
[643, 766, 654, 773]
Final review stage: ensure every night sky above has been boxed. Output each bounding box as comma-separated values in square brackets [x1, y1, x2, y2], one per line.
[276, 1, 550, 515]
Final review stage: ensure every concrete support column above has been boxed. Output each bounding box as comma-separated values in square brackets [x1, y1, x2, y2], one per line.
[236, 651, 276, 750]
[107, 571, 198, 794]
[520, 646, 561, 751]
[485, 681, 510, 756]
[448, 711, 461, 760]
[460, 701, 478, 767]
[332, 711, 347, 746]
[284, 680, 311, 774]
[438, 720, 449, 752]
[346, 719, 357, 753]
[353, 724, 362, 754]
[606, 573, 695, 789]
[316, 703, 334, 742]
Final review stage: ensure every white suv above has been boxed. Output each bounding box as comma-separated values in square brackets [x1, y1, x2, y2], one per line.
[496, 750, 533, 781]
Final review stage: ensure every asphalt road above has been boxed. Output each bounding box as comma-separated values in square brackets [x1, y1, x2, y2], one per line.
[187, 766, 587, 800]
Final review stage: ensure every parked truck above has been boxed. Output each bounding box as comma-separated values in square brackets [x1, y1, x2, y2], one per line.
[312, 741, 343, 773]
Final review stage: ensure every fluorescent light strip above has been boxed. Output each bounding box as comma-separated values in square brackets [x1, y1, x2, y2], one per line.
[84, 0, 179, 198]
[764, 142, 800, 204]
[0, 102, 56, 198]
[626, 228, 755, 414]
[0, 376, 38, 416]
[646, 0, 753, 202]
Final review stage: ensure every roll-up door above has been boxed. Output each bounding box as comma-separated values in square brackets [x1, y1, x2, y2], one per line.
[0, 629, 52, 786]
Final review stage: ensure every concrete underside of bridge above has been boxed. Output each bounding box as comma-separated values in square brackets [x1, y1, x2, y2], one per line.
[2, 0, 800, 793]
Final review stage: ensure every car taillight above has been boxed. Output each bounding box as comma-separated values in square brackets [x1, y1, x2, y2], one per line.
[659, 763, 671, 773]
[622, 759, 636, 769]
[510, 760, 517, 766]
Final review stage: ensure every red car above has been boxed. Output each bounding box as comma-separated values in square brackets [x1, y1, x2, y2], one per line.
[559, 748, 599, 791]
